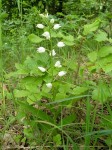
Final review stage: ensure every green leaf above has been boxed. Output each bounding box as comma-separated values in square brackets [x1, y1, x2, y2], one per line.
[105, 138, 112, 147]
[63, 35, 74, 46]
[95, 31, 108, 42]
[97, 55, 112, 70]
[58, 83, 72, 93]
[16, 69, 29, 75]
[88, 51, 97, 62]
[63, 40, 74, 46]
[73, 86, 88, 95]
[14, 90, 29, 98]
[57, 32, 64, 38]
[15, 63, 23, 70]
[98, 46, 112, 57]
[58, 114, 76, 126]
[83, 20, 100, 35]
[27, 94, 42, 104]
[0, 12, 8, 20]
[102, 63, 112, 73]
[44, 75, 53, 82]
[28, 34, 43, 43]
[55, 93, 67, 100]
[24, 56, 37, 69]
[35, 52, 50, 66]
[27, 98, 35, 105]
[92, 82, 110, 103]
[42, 84, 51, 93]
[65, 59, 77, 70]
[25, 84, 38, 93]
[108, 38, 112, 43]
[18, 101, 53, 123]
[53, 134, 62, 146]
[63, 35, 74, 42]
[51, 31, 58, 38]
[15, 63, 29, 75]
[23, 128, 34, 138]
[21, 76, 42, 85]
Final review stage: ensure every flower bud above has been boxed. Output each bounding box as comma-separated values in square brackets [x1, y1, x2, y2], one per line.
[42, 31, 50, 39]
[50, 19, 54, 24]
[57, 42, 65, 48]
[38, 67, 46, 72]
[46, 83, 52, 88]
[58, 71, 66, 77]
[37, 47, 45, 53]
[55, 61, 62, 68]
[53, 24, 61, 29]
[50, 49, 56, 56]
[36, 24, 44, 29]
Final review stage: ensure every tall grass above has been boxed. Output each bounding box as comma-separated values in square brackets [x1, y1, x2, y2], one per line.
[0, 0, 5, 113]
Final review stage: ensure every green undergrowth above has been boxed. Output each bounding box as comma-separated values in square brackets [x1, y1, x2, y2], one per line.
[0, 4, 112, 150]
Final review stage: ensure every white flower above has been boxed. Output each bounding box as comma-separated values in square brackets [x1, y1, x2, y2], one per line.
[39, 14, 45, 18]
[46, 83, 52, 88]
[36, 24, 44, 29]
[53, 24, 61, 30]
[50, 49, 56, 56]
[58, 71, 66, 77]
[50, 19, 54, 24]
[42, 31, 50, 39]
[45, 12, 49, 18]
[38, 66, 46, 72]
[37, 47, 45, 53]
[55, 61, 62, 68]
[39, 13, 48, 18]
[57, 42, 65, 48]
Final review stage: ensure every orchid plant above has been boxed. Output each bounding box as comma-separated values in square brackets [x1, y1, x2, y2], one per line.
[12, 12, 76, 105]
[10, 12, 78, 143]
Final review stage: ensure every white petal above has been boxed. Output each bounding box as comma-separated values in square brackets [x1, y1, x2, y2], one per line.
[42, 31, 50, 39]
[39, 13, 48, 18]
[50, 49, 56, 56]
[50, 19, 54, 24]
[45, 13, 49, 18]
[53, 24, 61, 30]
[36, 24, 44, 29]
[39, 14, 45, 18]
[57, 42, 65, 48]
[58, 71, 66, 77]
[55, 61, 62, 68]
[37, 47, 45, 53]
[46, 83, 52, 88]
[38, 67, 46, 72]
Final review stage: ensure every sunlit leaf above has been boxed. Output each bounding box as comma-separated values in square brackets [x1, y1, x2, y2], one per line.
[95, 31, 108, 42]
[83, 20, 100, 35]
[28, 34, 44, 43]
[88, 51, 97, 62]
[92, 82, 110, 103]
[14, 90, 29, 98]
[98, 46, 112, 57]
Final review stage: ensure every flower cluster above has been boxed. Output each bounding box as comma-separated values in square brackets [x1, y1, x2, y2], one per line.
[36, 16, 67, 89]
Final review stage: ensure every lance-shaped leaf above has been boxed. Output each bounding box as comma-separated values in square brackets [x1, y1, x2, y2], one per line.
[28, 34, 44, 43]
